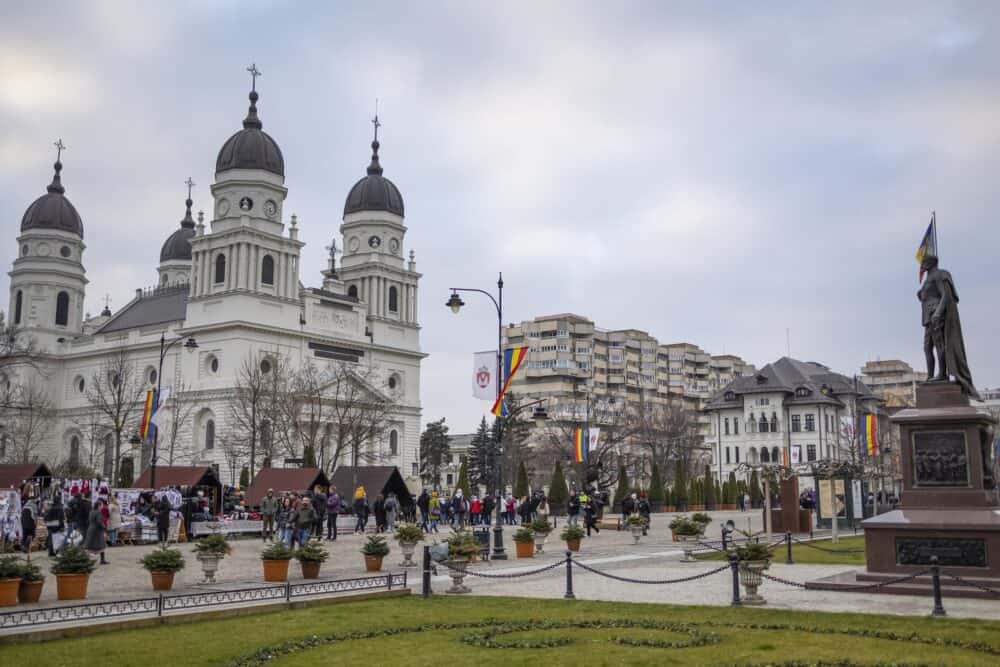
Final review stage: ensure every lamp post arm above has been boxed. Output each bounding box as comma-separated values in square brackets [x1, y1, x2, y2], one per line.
[447, 287, 501, 319]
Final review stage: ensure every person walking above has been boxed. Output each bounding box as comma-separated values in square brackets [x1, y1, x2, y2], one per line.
[44, 496, 65, 556]
[295, 498, 315, 546]
[107, 495, 122, 546]
[622, 492, 637, 524]
[373, 494, 387, 533]
[20, 500, 36, 553]
[452, 489, 468, 528]
[312, 486, 327, 539]
[481, 493, 494, 527]
[156, 495, 172, 544]
[385, 493, 399, 531]
[353, 487, 369, 534]
[742, 492, 750, 512]
[326, 486, 341, 541]
[416, 489, 430, 532]
[428, 492, 441, 533]
[567, 493, 581, 526]
[583, 494, 600, 537]
[277, 496, 295, 546]
[536, 496, 550, 525]
[260, 489, 279, 542]
[505, 495, 516, 525]
[76, 492, 93, 540]
[84, 498, 109, 565]
[470, 495, 481, 526]
[637, 492, 651, 536]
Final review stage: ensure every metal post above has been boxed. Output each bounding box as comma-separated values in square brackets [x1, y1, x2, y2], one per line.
[387, 572, 393, 590]
[721, 526, 728, 552]
[157, 593, 164, 617]
[564, 550, 575, 599]
[285, 581, 291, 602]
[785, 531, 793, 565]
[151, 333, 166, 490]
[930, 556, 946, 617]
[422, 545, 431, 598]
[729, 553, 741, 606]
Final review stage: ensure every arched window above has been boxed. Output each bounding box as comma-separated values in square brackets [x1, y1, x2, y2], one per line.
[758, 414, 768, 433]
[55, 291, 69, 326]
[760, 447, 771, 463]
[261, 255, 275, 285]
[749, 412, 756, 433]
[389, 430, 398, 456]
[388, 286, 398, 312]
[205, 420, 215, 450]
[14, 291, 22, 324]
[770, 412, 779, 433]
[348, 284, 358, 298]
[70, 436, 80, 467]
[772, 447, 781, 463]
[214, 254, 226, 284]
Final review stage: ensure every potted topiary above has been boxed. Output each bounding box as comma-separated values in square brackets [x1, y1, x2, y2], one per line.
[294, 539, 329, 579]
[51, 545, 96, 601]
[393, 523, 425, 568]
[139, 546, 185, 591]
[735, 541, 772, 605]
[626, 514, 648, 543]
[0, 555, 21, 607]
[512, 526, 535, 558]
[193, 533, 232, 584]
[361, 535, 390, 572]
[17, 559, 44, 604]
[531, 518, 553, 554]
[668, 516, 702, 561]
[261, 541, 294, 582]
[560, 524, 585, 552]
[690, 512, 712, 532]
[444, 530, 479, 594]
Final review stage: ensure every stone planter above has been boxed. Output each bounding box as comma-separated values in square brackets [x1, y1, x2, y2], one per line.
[398, 541, 418, 568]
[18, 579, 44, 604]
[533, 532, 549, 554]
[55, 573, 90, 601]
[300, 561, 321, 579]
[364, 555, 384, 572]
[739, 560, 770, 605]
[0, 578, 19, 607]
[514, 540, 534, 558]
[629, 525, 644, 544]
[673, 533, 700, 562]
[445, 559, 470, 594]
[262, 559, 290, 582]
[150, 571, 176, 591]
[565, 538, 581, 552]
[196, 553, 221, 584]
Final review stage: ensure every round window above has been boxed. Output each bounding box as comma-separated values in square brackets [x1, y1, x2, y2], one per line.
[60, 245, 71, 258]
[149, 369, 158, 384]
[210, 357, 219, 374]
[260, 358, 272, 374]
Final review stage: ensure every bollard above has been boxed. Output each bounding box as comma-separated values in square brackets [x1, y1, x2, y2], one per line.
[564, 550, 575, 600]
[422, 545, 432, 599]
[285, 581, 291, 602]
[930, 556, 946, 617]
[729, 553, 741, 606]
[785, 532, 793, 565]
[157, 593, 163, 617]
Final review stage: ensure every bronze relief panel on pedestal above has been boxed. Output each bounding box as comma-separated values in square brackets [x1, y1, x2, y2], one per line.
[912, 431, 969, 487]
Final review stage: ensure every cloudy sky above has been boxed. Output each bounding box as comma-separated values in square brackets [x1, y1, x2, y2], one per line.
[2, 2, 998, 434]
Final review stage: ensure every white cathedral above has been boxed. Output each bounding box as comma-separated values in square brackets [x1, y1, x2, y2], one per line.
[3, 78, 424, 485]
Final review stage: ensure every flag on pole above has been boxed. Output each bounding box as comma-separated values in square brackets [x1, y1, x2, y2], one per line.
[490, 346, 529, 417]
[858, 414, 879, 457]
[586, 427, 600, 452]
[573, 428, 588, 463]
[139, 390, 157, 439]
[471, 351, 497, 400]
[148, 387, 171, 431]
[915, 212, 938, 282]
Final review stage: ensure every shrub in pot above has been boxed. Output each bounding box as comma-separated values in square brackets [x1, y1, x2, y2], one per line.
[669, 516, 702, 540]
[193, 533, 231, 583]
[17, 559, 44, 604]
[690, 512, 712, 529]
[51, 546, 96, 601]
[394, 523, 425, 568]
[512, 527, 535, 558]
[734, 540, 772, 605]
[735, 541, 772, 563]
[295, 539, 329, 579]
[139, 546, 185, 591]
[560, 525, 585, 552]
[446, 529, 480, 562]
[362, 535, 390, 572]
[261, 541, 294, 582]
[0, 555, 21, 607]
[530, 518, 552, 535]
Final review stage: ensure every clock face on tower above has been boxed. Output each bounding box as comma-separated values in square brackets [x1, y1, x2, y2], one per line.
[263, 200, 277, 218]
[368, 235, 382, 249]
[239, 196, 254, 212]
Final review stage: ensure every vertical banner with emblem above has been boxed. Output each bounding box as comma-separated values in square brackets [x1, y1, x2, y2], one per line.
[472, 351, 497, 401]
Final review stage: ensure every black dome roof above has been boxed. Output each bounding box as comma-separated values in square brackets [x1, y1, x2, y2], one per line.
[215, 91, 284, 177]
[160, 198, 196, 262]
[21, 162, 84, 237]
[343, 140, 404, 217]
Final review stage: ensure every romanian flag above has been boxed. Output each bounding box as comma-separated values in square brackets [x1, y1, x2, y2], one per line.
[915, 213, 937, 282]
[139, 389, 157, 439]
[859, 414, 879, 457]
[573, 428, 588, 463]
[490, 346, 528, 417]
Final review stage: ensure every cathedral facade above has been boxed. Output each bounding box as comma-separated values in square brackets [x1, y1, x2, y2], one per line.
[3, 80, 424, 486]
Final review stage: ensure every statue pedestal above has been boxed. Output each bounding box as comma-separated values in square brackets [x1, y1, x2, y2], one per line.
[809, 383, 1000, 596]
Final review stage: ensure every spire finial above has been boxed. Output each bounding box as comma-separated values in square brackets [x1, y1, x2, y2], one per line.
[367, 110, 383, 176]
[185, 176, 195, 200]
[54, 138, 66, 162]
[372, 99, 380, 142]
[180, 176, 196, 228]
[247, 63, 261, 92]
[47, 138, 66, 195]
[243, 63, 263, 129]
[101, 293, 112, 317]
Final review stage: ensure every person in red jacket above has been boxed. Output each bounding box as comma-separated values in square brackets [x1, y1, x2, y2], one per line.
[470, 496, 482, 525]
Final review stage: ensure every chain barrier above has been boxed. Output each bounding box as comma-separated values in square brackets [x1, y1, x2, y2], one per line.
[573, 560, 732, 585]
[943, 572, 1000, 598]
[758, 568, 931, 591]
[437, 558, 569, 579]
[790, 536, 865, 554]
[695, 540, 729, 553]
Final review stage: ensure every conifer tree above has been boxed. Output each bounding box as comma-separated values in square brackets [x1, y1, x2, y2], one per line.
[674, 460, 688, 510]
[613, 463, 630, 507]
[455, 459, 472, 498]
[749, 470, 762, 507]
[547, 461, 569, 509]
[648, 462, 664, 503]
[514, 460, 530, 497]
[704, 465, 717, 509]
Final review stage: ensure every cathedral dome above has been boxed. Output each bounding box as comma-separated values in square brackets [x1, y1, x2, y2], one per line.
[160, 197, 196, 262]
[215, 90, 285, 177]
[21, 161, 84, 237]
[343, 138, 404, 217]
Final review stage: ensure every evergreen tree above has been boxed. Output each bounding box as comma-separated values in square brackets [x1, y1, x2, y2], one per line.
[728, 472, 738, 503]
[467, 417, 498, 492]
[239, 465, 250, 488]
[674, 460, 688, 509]
[664, 485, 672, 507]
[704, 465, 716, 509]
[647, 463, 664, 503]
[514, 460, 530, 497]
[547, 461, 569, 509]
[722, 480, 730, 505]
[749, 470, 762, 507]
[455, 458, 472, 498]
[613, 463, 630, 507]
[418, 418, 451, 489]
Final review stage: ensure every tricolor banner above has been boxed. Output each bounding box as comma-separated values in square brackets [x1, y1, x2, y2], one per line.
[573, 428, 588, 463]
[139, 389, 158, 440]
[859, 413, 879, 457]
[491, 346, 528, 417]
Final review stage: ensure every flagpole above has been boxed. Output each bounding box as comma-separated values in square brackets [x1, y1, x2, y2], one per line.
[932, 210, 938, 254]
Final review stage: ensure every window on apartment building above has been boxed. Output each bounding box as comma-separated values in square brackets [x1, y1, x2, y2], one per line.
[446, 473, 454, 485]
[792, 415, 801, 432]
[757, 397, 770, 406]
[733, 418, 739, 435]
[735, 446, 740, 463]
[724, 418, 730, 435]
[805, 414, 815, 432]
[770, 412, 778, 432]
[758, 414, 768, 433]
[806, 444, 817, 462]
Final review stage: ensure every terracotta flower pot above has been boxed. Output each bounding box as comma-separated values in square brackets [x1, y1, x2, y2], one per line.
[0, 578, 19, 607]
[300, 561, 321, 579]
[18, 579, 44, 604]
[514, 541, 534, 558]
[364, 555, 384, 572]
[262, 559, 290, 582]
[56, 573, 90, 601]
[566, 538, 581, 552]
[150, 571, 175, 591]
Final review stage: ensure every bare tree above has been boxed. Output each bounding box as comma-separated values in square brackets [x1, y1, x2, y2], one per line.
[162, 380, 199, 465]
[85, 344, 145, 480]
[217, 433, 248, 486]
[227, 352, 270, 481]
[323, 363, 396, 486]
[636, 400, 704, 484]
[0, 311, 42, 410]
[289, 361, 329, 467]
[0, 381, 54, 463]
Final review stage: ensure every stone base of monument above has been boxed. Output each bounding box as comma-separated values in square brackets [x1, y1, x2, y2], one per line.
[806, 569, 1000, 600]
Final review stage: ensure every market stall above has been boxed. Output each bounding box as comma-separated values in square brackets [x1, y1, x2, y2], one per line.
[330, 466, 413, 511]
[133, 466, 223, 539]
[0, 463, 54, 503]
[246, 467, 330, 509]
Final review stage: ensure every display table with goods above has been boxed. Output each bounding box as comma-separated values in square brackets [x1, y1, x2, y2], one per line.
[190, 517, 263, 537]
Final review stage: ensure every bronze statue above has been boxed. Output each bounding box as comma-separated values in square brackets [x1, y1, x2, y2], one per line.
[918, 254, 979, 399]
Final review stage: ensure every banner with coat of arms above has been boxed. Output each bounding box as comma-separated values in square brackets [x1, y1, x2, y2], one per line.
[472, 351, 497, 400]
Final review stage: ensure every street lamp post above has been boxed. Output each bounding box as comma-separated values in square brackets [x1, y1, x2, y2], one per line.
[150, 332, 198, 490]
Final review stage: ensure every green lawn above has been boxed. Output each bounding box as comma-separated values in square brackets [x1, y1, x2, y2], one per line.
[697, 535, 867, 566]
[2, 594, 997, 666]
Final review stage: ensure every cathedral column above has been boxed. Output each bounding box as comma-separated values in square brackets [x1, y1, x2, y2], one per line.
[235, 243, 244, 290]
